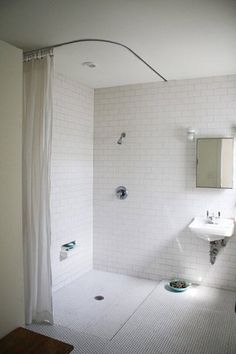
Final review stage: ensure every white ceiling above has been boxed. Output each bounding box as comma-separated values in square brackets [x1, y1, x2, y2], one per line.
[0, 0, 236, 88]
[54, 42, 163, 88]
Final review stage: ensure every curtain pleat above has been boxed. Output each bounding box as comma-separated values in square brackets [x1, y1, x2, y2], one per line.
[23, 51, 54, 324]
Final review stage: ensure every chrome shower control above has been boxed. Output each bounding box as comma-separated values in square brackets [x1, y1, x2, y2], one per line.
[115, 186, 128, 200]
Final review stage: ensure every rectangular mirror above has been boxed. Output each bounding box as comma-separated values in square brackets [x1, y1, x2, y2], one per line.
[196, 138, 234, 189]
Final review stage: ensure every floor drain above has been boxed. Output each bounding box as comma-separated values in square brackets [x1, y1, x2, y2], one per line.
[94, 295, 104, 301]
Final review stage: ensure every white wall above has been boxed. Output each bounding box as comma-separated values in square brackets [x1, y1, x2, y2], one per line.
[94, 75, 236, 290]
[0, 40, 25, 337]
[51, 73, 94, 291]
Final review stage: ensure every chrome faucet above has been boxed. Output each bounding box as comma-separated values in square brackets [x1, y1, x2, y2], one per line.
[206, 210, 220, 224]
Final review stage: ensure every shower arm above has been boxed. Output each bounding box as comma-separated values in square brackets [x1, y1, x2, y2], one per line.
[23, 38, 167, 82]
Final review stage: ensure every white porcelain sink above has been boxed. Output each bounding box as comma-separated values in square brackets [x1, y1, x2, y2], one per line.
[189, 217, 234, 242]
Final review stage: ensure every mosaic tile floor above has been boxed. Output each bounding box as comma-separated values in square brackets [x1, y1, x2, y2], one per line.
[28, 270, 236, 354]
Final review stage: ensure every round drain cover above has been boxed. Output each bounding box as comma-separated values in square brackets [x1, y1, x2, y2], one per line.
[94, 295, 104, 301]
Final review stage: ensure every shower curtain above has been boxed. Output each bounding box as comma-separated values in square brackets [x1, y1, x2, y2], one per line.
[23, 48, 54, 324]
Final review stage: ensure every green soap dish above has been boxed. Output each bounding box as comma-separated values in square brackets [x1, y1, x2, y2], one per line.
[168, 279, 191, 292]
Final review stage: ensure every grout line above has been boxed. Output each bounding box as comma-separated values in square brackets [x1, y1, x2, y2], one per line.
[109, 281, 160, 342]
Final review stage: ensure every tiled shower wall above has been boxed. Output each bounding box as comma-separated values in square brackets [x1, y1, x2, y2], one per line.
[94, 75, 236, 290]
[51, 73, 94, 290]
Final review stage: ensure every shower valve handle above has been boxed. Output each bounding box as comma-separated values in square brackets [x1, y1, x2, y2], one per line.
[115, 186, 128, 200]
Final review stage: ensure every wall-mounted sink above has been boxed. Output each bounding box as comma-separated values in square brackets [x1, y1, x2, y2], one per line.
[188, 217, 234, 242]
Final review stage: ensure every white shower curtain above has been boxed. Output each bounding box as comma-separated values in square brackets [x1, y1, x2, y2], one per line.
[23, 49, 54, 324]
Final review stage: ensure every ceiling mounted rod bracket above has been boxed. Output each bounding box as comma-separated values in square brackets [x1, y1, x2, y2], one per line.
[23, 38, 167, 82]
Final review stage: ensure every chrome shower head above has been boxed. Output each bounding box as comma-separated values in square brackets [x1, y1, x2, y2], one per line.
[117, 132, 126, 145]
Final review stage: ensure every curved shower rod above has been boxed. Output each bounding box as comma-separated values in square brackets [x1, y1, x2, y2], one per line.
[24, 38, 167, 82]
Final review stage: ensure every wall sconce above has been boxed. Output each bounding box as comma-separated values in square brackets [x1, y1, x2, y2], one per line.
[187, 128, 196, 141]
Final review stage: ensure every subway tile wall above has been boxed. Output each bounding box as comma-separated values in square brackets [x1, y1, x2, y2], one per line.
[51, 73, 94, 291]
[94, 75, 236, 290]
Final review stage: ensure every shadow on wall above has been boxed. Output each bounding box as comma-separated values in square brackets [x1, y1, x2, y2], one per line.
[114, 222, 235, 289]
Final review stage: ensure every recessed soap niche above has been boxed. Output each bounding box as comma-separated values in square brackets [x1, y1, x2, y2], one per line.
[60, 240, 79, 261]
